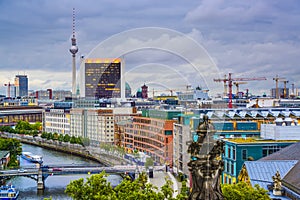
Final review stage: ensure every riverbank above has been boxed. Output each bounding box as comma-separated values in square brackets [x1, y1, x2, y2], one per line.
[1, 133, 128, 167]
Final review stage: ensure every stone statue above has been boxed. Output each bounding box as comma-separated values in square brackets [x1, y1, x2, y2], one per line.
[187, 115, 224, 200]
[272, 171, 282, 196]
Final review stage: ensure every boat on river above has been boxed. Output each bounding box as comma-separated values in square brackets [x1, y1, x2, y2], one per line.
[21, 152, 43, 164]
[0, 185, 19, 200]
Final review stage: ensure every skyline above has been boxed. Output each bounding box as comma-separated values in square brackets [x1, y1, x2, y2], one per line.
[0, 0, 300, 97]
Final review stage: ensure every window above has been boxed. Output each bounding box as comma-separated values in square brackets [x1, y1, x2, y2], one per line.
[232, 146, 236, 160]
[228, 146, 231, 159]
[242, 149, 247, 160]
[262, 145, 287, 157]
[227, 162, 230, 173]
[231, 163, 234, 175]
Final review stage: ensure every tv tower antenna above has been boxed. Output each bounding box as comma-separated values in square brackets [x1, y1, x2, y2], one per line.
[69, 8, 79, 98]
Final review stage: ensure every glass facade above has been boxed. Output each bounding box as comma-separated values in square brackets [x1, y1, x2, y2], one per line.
[15, 75, 28, 97]
[85, 61, 121, 99]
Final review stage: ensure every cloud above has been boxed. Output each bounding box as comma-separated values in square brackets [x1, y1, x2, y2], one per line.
[183, 0, 300, 95]
[0, 0, 299, 97]
[78, 27, 222, 97]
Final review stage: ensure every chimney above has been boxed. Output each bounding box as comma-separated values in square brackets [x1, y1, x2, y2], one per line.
[284, 117, 293, 126]
[275, 118, 283, 126]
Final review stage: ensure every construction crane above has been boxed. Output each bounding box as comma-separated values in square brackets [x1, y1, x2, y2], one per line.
[3, 82, 13, 98]
[152, 85, 192, 97]
[152, 89, 179, 96]
[290, 83, 295, 98]
[233, 82, 247, 96]
[214, 73, 267, 108]
[220, 74, 227, 97]
[273, 75, 286, 99]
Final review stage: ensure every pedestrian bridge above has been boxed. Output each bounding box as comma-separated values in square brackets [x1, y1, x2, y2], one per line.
[0, 164, 138, 190]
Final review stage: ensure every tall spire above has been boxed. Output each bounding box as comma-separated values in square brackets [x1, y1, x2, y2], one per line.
[69, 8, 78, 97]
[71, 8, 77, 46]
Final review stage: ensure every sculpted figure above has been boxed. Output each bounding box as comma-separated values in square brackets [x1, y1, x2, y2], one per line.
[187, 115, 224, 200]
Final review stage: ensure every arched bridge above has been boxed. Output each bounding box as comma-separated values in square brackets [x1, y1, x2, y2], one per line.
[0, 164, 137, 190]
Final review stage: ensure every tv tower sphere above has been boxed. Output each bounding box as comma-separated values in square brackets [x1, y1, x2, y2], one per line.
[70, 45, 78, 55]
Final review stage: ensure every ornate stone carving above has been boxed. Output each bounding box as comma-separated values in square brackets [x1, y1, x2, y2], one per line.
[272, 171, 282, 196]
[187, 115, 224, 200]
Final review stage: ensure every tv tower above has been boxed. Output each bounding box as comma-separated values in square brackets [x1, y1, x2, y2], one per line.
[69, 8, 78, 97]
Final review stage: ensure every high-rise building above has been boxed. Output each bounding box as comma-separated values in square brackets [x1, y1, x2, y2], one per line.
[14, 75, 28, 97]
[84, 58, 124, 99]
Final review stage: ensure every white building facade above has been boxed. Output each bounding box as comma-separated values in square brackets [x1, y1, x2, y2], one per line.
[70, 107, 136, 146]
[43, 109, 70, 135]
[173, 123, 191, 176]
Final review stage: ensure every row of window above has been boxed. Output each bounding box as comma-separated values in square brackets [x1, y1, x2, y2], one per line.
[226, 145, 236, 160]
[133, 118, 164, 127]
[125, 128, 165, 142]
[224, 160, 235, 175]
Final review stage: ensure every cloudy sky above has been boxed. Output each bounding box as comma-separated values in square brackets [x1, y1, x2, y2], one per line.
[0, 0, 300, 97]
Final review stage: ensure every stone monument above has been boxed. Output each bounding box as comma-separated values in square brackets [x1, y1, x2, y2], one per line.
[187, 115, 224, 200]
[272, 171, 282, 196]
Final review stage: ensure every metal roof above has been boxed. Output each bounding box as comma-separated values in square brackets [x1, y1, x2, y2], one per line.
[260, 142, 300, 194]
[203, 109, 300, 120]
[244, 160, 298, 190]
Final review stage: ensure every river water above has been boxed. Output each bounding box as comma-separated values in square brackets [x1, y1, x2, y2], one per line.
[9, 143, 123, 200]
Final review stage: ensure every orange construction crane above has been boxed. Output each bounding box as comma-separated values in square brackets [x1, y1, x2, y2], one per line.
[4, 82, 13, 98]
[233, 82, 247, 96]
[214, 73, 267, 108]
[273, 75, 285, 99]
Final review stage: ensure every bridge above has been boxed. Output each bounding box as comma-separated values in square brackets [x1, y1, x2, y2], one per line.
[0, 164, 138, 190]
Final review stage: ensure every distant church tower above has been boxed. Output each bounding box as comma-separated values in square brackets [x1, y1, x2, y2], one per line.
[141, 83, 148, 99]
[69, 8, 79, 97]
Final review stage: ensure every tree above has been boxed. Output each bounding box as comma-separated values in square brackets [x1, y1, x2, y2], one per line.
[70, 136, 77, 144]
[15, 121, 32, 131]
[76, 136, 83, 145]
[144, 157, 154, 170]
[52, 132, 59, 140]
[0, 138, 22, 167]
[222, 182, 271, 200]
[32, 122, 42, 131]
[65, 171, 116, 200]
[46, 132, 53, 140]
[65, 171, 180, 200]
[41, 132, 48, 139]
[58, 134, 64, 142]
[63, 134, 71, 143]
[176, 180, 189, 200]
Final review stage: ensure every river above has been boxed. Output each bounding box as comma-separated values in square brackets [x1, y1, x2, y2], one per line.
[8, 143, 123, 200]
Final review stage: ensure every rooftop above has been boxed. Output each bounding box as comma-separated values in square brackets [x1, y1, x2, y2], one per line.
[260, 142, 300, 194]
[225, 138, 299, 144]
